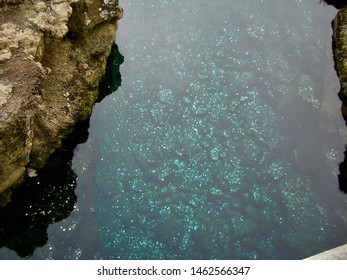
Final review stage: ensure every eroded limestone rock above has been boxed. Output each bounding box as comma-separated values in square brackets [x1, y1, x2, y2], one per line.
[0, 0, 122, 206]
[69, 0, 123, 33]
[0, 23, 44, 61]
[0, 83, 12, 107]
[333, 7, 347, 99]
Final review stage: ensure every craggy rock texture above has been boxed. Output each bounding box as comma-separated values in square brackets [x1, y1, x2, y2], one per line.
[332, 5, 347, 193]
[333, 7, 347, 105]
[330, 2, 347, 194]
[0, 0, 123, 206]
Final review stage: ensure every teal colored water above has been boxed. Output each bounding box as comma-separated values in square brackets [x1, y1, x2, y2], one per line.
[1, 0, 347, 259]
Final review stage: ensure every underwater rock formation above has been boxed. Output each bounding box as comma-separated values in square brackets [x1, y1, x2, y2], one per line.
[74, 0, 344, 260]
[0, 0, 123, 206]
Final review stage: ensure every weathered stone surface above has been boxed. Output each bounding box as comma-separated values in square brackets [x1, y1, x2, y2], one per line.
[0, 0, 24, 3]
[333, 7, 347, 99]
[0, 0, 122, 206]
[0, 23, 44, 61]
[68, 0, 123, 34]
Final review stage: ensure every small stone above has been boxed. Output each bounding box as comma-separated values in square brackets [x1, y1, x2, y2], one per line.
[0, 83, 13, 107]
[27, 168, 38, 178]
[0, 49, 13, 62]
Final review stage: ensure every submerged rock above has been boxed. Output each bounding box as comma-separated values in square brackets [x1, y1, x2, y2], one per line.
[77, 0, 340, 259]
[0, 0, 122, 205]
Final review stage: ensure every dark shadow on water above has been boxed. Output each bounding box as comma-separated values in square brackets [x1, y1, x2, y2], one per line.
[97, 43, 124, 102]
[338, 148, 347, 193]
[338, 90, 347, 194]
[0, 43, 123, 259]
[335, 81, 347, 192]
[0, 145, 78, 258]
[320, 0, 347, 9]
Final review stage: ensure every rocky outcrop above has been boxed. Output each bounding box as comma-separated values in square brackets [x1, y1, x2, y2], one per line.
[0, 0, 123, 206]
[330, 2, 347, 193]
[333, 6, 347, 107]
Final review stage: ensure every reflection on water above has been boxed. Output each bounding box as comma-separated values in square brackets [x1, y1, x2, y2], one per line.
[1, 0, 347, 260]
[338, 148, 347, 194]
[0, 140, 78, 258]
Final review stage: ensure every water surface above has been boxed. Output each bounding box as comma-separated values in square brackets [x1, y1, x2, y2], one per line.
[76, 0, 347, 259]
[2, 0, 347, 259]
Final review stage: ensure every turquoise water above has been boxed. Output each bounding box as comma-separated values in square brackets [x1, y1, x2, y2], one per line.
[1, 0, 347, 259]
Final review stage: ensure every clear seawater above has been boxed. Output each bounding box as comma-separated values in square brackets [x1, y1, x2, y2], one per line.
[1, 0, 347, 259]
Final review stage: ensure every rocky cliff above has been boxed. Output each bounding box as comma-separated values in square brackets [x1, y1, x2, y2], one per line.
[333, 5, 347, 116]
[328, 0, 347, 192]
[0, 0, 123, 206]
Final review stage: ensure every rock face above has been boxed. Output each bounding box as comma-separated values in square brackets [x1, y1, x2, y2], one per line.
[0, 0, 123, 206]
[331, 3, 347, 193]
[333, 6, 347, 105]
